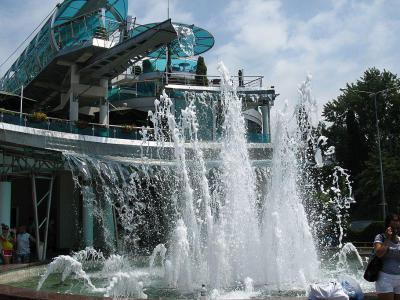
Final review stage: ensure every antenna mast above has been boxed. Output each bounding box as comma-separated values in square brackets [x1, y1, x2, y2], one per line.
[167, 0, 170, 19]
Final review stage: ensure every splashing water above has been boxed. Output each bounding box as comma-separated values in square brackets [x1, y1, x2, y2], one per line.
[98, 272, 148, 299]
[72, 247, 105, 263]
[173, 24, 195, 57]
[262, 98, 319, 291]
[37, 255, 95, 291]
[149, 244, 167, 269]
[36, 62, 362, 298]
[337, 242, 364, 272]
[102, 254, 130, 274]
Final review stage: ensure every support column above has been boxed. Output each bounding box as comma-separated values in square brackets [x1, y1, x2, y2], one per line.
[69, 64, 80, 121]
[260, 104, 270, 142]
[82, 186, 94, 247]
[99, 79, 109, 125]
[0, 182, 11, 226]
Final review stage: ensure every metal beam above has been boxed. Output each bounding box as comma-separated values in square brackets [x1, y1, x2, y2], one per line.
[31, 174, 54, 261]
[31, 174, 41, 261]
[43, 175, 54, 260]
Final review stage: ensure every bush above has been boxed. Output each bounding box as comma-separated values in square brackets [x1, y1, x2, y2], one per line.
[195, 56, 208, 86]
[31, 112, 48, 122]
[74, 120, 89, 129]
[122, 124, 137, 133]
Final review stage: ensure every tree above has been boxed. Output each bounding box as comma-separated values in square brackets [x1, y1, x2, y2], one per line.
[322, 68, 400, 219]
[195, 56, 208, 86]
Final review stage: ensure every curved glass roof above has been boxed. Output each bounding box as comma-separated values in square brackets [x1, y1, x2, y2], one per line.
[130, 22, 214, 58]
[0, 0, 128, 94]
[54, 0, 128, 27]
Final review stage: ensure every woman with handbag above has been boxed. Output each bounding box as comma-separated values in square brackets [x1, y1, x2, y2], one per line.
[374, 213, 400, 300]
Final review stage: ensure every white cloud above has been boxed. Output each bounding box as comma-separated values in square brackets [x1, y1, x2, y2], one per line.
[128, 0, 194, 25]
[206, 0, 400, 118]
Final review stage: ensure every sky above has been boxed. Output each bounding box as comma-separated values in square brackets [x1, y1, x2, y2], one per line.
[0, 0, 399, 115]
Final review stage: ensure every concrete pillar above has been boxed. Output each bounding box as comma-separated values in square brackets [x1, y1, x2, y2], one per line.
[0, 182, 11, 226]
[82, 186, 94, 247]
[69, 64, 80, 121]
[99, 79, 109, 125]
[260, 104, 270, 142]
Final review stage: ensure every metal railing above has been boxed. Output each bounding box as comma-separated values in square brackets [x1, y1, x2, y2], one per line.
[163, 72, 264, 88]
[0, 108, 270, 144]
[0, 108, 153, 141]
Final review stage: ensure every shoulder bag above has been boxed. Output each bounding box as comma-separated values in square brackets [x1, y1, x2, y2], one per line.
[363, 234, 385, 282]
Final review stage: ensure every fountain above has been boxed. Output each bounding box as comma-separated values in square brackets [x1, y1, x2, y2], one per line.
[4, 64, 371, 299]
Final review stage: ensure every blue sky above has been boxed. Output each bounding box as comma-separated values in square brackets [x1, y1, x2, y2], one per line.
[0, 0, 399, 114]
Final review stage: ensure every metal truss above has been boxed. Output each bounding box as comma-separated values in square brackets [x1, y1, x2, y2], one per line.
[32, 174, 54, 261]
[0, 144, 64, 176]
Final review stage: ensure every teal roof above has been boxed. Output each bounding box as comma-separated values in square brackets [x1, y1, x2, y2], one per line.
[54, 0, 127, 26]
[0, 0, 128, 94]
[130, 22, 214, 58]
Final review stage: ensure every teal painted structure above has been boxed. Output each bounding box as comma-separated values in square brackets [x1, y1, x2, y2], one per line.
[0, 182, 12, 227]
[145, 58, 198, 73]
[130, 22, 214, 58]
[0, 0, 128, 94]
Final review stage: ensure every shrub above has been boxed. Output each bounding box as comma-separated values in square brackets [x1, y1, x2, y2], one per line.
[31, 112, 48, 122]
[122, 124, 136, 133]
[195, 56, 208, 86]
[74, 120, 89, 129]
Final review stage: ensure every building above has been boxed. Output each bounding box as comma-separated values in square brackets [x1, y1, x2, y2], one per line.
[0, 0, 276, 259]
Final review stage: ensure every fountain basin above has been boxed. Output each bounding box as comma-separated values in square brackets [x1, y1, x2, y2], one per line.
[0, 263, 379, 300]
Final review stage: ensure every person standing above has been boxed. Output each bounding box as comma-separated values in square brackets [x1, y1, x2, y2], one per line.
[0, 224, 15, 264]
[16, 225, 35, 263]
[374, 213, 400, 300]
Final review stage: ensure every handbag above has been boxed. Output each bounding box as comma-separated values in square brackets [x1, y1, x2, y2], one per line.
[363, 254, 383, 282]
[364, 233, 385, 282]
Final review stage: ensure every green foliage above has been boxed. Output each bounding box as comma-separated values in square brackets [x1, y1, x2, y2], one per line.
[195, 56, 208, 86]
[74, 120, 89, 129]
[31, 111, 48, 122]
[322, 68, 400, 219]
[122, 124, 137, 133]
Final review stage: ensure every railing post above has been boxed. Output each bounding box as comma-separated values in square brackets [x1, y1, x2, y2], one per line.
[20, 85, 24, 124]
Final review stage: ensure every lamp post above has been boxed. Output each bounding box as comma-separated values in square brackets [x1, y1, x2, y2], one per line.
[340, 87, 389, 221]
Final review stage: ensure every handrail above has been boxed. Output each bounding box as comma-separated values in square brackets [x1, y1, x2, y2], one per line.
[0, 107, 154, 142]
[162, 72, 264, 88]
[0, 107, 269, 143]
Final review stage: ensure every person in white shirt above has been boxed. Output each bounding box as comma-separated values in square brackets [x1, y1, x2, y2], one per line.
[16, 225, 35, 263]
